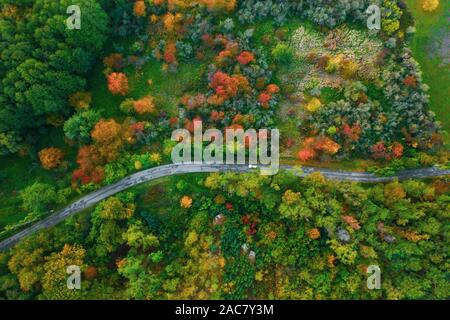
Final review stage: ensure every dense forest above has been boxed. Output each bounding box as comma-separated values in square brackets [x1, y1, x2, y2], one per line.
[0, 0, 448, 300]
[0, 172, 449, 299]
[0, 0, 108, 154]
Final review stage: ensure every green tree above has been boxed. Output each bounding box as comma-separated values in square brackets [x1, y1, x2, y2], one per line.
[64, 110, 101, 143]
[0, 0, 108, 153]
[21, 182, 65, 215]
[122, 221, 159, 250]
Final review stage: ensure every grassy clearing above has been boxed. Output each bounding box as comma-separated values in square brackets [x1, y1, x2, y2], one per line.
[88, 53, 208, 119]
[405, 0, 450, 145]
[87, 63, 125, 119]
[131, 59, 207, 116]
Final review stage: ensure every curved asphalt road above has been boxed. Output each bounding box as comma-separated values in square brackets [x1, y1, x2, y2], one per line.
[0, 163, 448, 251]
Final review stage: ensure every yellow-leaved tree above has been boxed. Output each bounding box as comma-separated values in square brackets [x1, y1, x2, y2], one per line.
[41, 244, 86, 299]
[421, 0, 439, 12]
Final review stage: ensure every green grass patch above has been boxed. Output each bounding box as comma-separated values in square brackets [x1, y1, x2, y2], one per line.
[131, 59, 207, 116]
[405, 0, 450, 144]
[89, 57, 208, 119]
[320, 87, 344, 103]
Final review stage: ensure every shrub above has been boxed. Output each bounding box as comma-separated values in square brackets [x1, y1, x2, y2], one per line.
[107, 72, 129, 96]
[134, 96, 156, 115]
[69, 92, 92, 111]
[236, 51, 255, 65]
[180, 196, 193, 209]
[421, 0, 439, 12]
[120, 99, 136, 115]
[133, 0, 146, 17]
[271, 43, 294, 64]
[304, 97, 322, 113]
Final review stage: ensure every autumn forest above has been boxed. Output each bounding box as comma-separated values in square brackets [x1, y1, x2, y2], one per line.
[0, 0, 448, 301]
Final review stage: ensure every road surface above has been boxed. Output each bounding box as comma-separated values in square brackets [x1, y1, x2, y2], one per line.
[0, 163, 448, 250]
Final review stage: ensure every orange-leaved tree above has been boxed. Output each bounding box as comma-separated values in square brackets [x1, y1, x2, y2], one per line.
[201, 0, 237, 12]
[91, 119, 122, 144]
[180, 195, 193, 208]
[134, 96, 157, 114]
[236, 51, 255, 65]
[91, 119, 124, 162]
[107, 72, 129, 96]
[39, 147, 64, 169]
[133, 0, 146, 17]
[297, 136, 341, 161]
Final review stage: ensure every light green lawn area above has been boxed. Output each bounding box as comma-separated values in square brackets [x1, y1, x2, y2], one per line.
[88, 63, 125, 119]
[133, 59, 207, 116]
[405, 0, 450, 145]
